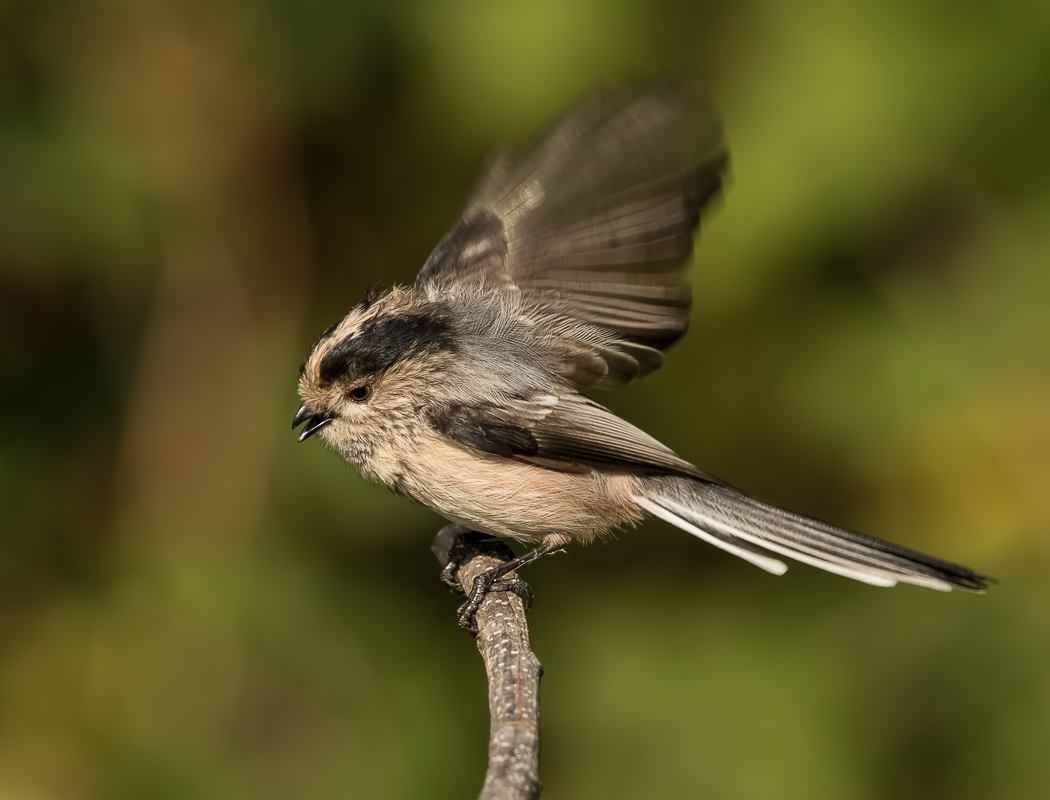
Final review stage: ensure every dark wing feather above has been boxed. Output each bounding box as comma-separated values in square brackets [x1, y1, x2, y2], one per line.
[416, 83, 728, 388]
[429, 391, 722, 482]
[428, 403, 538, 459]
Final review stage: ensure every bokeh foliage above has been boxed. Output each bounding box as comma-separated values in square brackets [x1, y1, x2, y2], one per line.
[1, 1, 1048, 798]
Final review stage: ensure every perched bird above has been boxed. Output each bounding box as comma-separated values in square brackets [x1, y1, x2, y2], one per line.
[294, 84, 990, 628]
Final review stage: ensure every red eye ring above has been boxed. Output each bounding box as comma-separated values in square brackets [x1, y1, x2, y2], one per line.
[347, 384, 372, 403]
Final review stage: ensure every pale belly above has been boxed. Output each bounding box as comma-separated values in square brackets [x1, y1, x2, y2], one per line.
[366, 433, 644, 544]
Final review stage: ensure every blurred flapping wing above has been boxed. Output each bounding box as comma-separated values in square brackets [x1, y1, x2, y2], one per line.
[416, 83, 728, 388]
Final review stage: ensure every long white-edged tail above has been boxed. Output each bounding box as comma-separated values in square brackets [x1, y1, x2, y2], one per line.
[632, 475, 991, 592]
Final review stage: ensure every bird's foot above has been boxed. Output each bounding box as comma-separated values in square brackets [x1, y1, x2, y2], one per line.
[456, 575, 534, 634]
[435, 526, 516, 594]
[432, 524, 546, 635]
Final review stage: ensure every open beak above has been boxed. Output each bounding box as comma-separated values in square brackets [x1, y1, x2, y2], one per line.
[292, 405, 333, 443]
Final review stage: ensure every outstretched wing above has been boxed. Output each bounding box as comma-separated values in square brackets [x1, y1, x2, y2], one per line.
[416, 83, 728, 388]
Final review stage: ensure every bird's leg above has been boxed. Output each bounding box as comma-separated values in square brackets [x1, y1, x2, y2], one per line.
[432, 524, 562, 634]
[456, 540, 558, 634]
[435, 525, 514, 592]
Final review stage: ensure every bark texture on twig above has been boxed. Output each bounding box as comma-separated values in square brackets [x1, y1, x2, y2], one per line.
[433, 525, 543, 800]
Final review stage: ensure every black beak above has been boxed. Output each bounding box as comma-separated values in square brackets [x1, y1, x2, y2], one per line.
[292, 405, 333, 443]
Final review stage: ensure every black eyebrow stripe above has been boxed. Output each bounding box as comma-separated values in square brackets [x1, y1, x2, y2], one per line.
[306, 287, 391, 365]
[318, 311, 456, 384]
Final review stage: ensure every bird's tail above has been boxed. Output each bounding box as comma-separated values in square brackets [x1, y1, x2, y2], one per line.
[632, 475, 991, 592]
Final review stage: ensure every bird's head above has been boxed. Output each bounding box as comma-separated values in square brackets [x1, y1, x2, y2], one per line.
[294, 287, 457, 461]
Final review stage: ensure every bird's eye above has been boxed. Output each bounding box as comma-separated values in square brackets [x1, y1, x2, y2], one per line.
[346, 384, 372, 403]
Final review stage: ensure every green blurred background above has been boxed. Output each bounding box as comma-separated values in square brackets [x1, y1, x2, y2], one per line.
[2, 0, 1048, 798]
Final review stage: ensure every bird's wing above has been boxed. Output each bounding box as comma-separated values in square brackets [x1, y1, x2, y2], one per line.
[428, 390, 722, 482]
[415, 83, 728, 388]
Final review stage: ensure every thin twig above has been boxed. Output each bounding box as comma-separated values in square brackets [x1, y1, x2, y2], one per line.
[433, 525, 543, 800]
